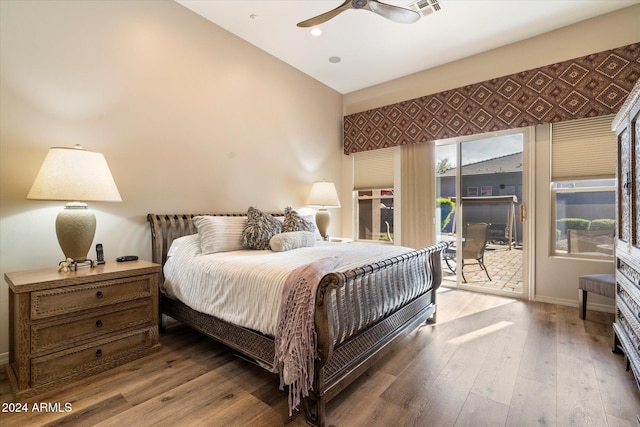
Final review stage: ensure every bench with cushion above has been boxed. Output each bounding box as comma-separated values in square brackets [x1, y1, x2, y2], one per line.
[578, 273, 616, 319]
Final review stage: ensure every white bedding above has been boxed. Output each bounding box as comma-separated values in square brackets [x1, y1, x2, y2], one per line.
[162, 235, 414, 336]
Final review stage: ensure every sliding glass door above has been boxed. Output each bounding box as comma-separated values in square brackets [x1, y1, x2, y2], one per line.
[436, 129, 528, 297]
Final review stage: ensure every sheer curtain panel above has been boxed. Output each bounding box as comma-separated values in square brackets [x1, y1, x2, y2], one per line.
[400, 142, 436, 249]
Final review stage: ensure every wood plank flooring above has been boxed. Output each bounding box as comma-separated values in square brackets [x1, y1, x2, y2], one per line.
[2, 288, 639, 426]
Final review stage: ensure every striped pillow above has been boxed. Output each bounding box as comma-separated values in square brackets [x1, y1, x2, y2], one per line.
[193, 215, 247, 254]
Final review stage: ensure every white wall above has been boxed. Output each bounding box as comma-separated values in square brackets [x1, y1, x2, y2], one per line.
[0, 1, 343, 356]
[342, 5, 639, 307]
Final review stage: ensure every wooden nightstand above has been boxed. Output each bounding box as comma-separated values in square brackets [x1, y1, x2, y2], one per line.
[5, 260, 161, 399]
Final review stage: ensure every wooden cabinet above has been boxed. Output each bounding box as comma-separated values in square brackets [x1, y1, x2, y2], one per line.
[612, 78, 640, 388]
[5, 260, 161, 398]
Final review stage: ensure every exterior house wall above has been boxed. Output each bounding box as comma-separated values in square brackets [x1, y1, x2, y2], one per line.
[438, 172, 523, 241]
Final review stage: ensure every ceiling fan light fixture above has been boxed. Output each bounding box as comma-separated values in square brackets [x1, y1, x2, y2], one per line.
[297, 0, 420, 27]
[310, 27, 322, 36]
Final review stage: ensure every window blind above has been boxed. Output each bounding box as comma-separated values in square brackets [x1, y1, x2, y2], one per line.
[353, 147, 394, 190]
[551, 114, 616, 181]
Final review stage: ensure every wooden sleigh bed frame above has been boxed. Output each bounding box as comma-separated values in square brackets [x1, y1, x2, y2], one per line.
[148, 213, 446, 426]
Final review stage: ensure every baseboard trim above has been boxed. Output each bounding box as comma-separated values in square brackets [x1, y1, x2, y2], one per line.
[534, 294, 615, 314]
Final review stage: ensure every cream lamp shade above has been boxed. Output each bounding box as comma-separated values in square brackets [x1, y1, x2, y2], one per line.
[306, 181, 340, 240]
[27, 145, 122, 263]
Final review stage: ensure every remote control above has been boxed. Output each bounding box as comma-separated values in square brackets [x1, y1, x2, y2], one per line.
[116, 255, 138, 262]
[96, 244, 105, 265]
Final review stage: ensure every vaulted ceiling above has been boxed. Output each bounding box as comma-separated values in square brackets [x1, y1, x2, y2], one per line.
[176, 0, 638, 94]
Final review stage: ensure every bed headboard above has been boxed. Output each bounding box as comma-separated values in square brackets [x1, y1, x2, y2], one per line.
[148, 214, 198, 269]
[147, 212, 284, 273]
[148, 214, 232, 268]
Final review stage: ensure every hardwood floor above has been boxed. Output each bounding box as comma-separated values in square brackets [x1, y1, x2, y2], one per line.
[2, 288, 639, 426]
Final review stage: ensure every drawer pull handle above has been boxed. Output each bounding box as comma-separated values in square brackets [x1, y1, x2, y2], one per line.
[96, 349, 103, 358]
[96, 291, 103, 299]
[96, 320, 103, 328]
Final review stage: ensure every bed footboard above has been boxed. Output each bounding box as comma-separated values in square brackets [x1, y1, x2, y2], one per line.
[307, 242, 446, 426]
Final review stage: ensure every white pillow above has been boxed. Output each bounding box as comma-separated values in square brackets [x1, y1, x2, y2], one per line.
[167, 234, 201, 258]
[269, 231, 316, 252]
[193, 215, 247, 254]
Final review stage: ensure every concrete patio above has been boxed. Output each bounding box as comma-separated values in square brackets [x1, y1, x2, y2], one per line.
[441, 241, 523, 293]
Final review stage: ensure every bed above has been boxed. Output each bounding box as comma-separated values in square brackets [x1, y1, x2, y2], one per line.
[147, 212, 446, 426]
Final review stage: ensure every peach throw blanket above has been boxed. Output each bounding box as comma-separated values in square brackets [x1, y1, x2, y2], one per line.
[273, 256, 342, 415]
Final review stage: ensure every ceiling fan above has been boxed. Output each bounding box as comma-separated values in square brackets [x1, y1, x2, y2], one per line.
[297, 0, 420, 27]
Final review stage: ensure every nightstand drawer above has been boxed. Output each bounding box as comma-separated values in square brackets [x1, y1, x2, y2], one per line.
[31, 274, 154, 320]
[31, 299, 154, 354]
[31, 327, 157, 386]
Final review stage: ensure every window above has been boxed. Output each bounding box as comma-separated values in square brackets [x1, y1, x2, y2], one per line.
[356, 189, 394, 242]
[552, 180, 615, 257]
[353, 148, 395, 243]
[551, 115, 616, 258]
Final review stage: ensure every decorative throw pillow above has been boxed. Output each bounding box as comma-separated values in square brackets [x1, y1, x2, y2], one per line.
[283, 206, 316, 233]
[241, 206, 283, 250]
[193, 215, 247, 254]
[269, 231, 316, 252]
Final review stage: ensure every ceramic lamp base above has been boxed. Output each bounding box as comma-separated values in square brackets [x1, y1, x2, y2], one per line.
[55, 202, 96, 262]
[315, 209, 331, 240]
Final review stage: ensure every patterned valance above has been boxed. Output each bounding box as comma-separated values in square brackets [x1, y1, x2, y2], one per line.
[344, 43, 640, 154]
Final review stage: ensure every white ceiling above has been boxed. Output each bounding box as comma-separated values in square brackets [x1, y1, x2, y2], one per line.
[176, 0, 638, 94]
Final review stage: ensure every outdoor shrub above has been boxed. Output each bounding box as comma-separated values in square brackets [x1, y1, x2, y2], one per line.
[437, 197, 456, 232]
[556, 218, 590, 239]
[589, 219, 615, 230]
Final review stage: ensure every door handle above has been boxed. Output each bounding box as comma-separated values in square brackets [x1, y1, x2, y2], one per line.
[623, 172, 632, 196]
[520, 204, 526, 222]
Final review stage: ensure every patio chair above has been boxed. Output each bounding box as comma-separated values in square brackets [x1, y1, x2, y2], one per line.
[444, 222, 492, 282]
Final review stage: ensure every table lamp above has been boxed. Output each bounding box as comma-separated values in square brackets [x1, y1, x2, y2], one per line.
[27, 145, 122, 266]
[307, 181, 340, 240]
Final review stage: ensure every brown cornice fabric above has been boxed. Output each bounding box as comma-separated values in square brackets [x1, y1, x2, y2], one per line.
[343, 43, 640, 154]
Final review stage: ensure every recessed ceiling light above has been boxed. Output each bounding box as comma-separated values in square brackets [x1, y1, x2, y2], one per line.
[329, 56, 341, 64]
[310, 27, 322, 36]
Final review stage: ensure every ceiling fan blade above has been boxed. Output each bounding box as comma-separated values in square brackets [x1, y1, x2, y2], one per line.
[368, 0, 420, 24]
[297, 0, 353, 28]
